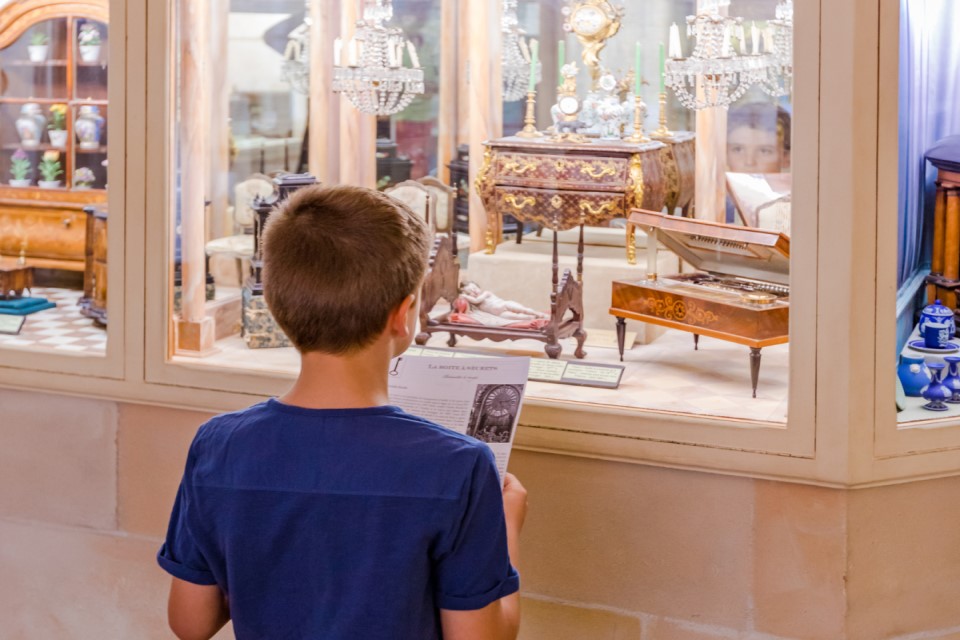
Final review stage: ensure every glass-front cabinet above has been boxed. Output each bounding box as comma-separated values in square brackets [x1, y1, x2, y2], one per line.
[151, 0, 810, 438]
[0, 0, 110, 355]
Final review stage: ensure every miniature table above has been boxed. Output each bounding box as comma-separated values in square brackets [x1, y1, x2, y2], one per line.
[0, 262, 33, 300]
[476, 136, 668, 263]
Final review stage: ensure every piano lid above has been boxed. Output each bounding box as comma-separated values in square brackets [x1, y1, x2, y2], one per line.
[628, 209, 790, 286]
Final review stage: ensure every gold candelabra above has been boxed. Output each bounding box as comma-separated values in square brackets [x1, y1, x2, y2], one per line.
[515, 91, 543, 138]
[653, 90, 672, 138]
[624, 95, 651, 144]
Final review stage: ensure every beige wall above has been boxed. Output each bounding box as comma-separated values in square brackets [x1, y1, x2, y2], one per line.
[2, 387, 960, 639]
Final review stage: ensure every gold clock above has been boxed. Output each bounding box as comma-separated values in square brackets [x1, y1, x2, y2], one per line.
[563, 0, 624, 87]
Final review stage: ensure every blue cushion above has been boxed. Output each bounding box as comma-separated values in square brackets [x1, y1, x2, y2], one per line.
[0, 297, 56, 315]
[927, 135, 960, 173]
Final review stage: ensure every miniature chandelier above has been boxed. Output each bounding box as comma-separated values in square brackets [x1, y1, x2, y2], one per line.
[501, 0, 541, 102]
[281, 1, 311, 95]
[332, 0, 425, 116]
[663, 0, 768, 111]
[760, 0, 793, 97]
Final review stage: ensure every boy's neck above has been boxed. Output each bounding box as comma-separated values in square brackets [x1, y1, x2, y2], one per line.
[279, 344, 392, 410]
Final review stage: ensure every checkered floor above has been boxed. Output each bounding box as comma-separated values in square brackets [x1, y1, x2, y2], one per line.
[0, 288, 106, 356]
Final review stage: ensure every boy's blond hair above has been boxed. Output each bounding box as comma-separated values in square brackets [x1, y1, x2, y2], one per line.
[263, 184, 430, 354]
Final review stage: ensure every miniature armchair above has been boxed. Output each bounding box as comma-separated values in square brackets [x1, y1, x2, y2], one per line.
[385, 180, 435, 232]
[417, 176, 455, 235]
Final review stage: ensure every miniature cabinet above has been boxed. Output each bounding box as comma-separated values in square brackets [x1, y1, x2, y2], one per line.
[79, 203, 105, 324]
[0, 0, 109, 272]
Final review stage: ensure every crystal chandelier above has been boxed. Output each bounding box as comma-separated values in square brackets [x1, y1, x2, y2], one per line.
[333, 0, 425, 116]
[760, 0, 793, 97]
[664, 0, 791, 111]
[664, 2, 759, 111]
[501, 0, 541, 102]
[281, 1, 311, 95]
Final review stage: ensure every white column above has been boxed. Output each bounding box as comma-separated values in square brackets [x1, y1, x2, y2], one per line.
[467, 0, 503, 254]
[309, 0, 340, 184]
[176, 0, 216, 353]
[694, 0, 729, 222]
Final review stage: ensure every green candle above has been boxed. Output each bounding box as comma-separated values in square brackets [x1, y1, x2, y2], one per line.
[659, 42, 666, 93]
[558, 39, 565, 86]
[528, 39, 539, 92]
[634, 41, 642, 96]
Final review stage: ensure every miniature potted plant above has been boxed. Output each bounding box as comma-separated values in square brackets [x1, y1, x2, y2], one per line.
[47, 104, 68, 149]
[73, 166, 96, 190]
[27, 30, 49, 62]
[37, 150, 63, 188]
[78, 23, 101, 62]
[9, 149, 32, 187]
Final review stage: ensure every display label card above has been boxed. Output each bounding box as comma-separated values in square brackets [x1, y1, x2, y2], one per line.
[527, 359, 567, 382]
[0, 315, 25, 335]
[562, 363, 624, 387]
[403, 346, 624, 389]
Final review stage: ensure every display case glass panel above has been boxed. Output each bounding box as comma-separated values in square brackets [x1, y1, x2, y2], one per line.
[165, 0, 802, 426]
[894, 0, 960, 425]
[0, 3, 110, 359]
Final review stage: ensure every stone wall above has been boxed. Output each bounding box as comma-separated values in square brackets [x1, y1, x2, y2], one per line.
[1, 387, 959, 639]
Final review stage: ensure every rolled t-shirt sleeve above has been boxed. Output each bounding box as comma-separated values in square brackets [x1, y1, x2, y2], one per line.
[434, 447, 520, 611]
[157, 475, 217, 586]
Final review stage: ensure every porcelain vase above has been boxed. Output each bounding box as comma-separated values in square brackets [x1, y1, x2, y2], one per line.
[919, 299, 957, 338]
[15, 103, 46, 149]
[897, 355, 932, 397]
[75, 105, 104, 149]
[922, 363, 952, 411]
[943, 356, 960, 403]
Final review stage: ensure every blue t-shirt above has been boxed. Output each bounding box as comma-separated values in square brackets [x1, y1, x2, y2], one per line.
[157, 399, 519, 639]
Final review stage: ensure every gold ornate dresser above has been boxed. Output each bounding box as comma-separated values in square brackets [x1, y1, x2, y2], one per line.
[651, 130, 696, 217]
[476, 136, 668, 262]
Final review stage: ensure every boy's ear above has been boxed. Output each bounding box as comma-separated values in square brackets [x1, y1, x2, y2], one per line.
[389, 293, 418, 337]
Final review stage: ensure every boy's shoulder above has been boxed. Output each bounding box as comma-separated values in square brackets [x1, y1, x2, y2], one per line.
[192, 400, 491, 466]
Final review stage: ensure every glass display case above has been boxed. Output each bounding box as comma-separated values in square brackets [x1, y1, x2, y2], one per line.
[0, 0, 109, 358]
[155, 0, 803, 428]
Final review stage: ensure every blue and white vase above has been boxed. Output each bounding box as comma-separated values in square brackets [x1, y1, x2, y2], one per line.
[898, 355, 932, 397]
[919, 299, 956, 338]
[943, 356, 960, 403]
[75, 105, 104, 150]
[922, 362, 952, 411]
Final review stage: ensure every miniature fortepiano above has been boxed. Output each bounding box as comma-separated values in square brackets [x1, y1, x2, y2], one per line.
[610, 210, 790, 397]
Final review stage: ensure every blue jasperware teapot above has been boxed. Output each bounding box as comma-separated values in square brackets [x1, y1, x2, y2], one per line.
[919, 299, 956, 338]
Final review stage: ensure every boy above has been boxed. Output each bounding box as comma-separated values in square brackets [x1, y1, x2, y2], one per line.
[158, 185, 527, 640]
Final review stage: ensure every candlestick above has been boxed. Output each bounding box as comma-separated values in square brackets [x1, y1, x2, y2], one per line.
[334, 38, 342, 66]
[653, 90, 671, 137]
[659, 42, 666, 93]
[751, 22, 759, 55]
[348, 38, 358, 66]
[558, 40, 565, 85]
[624, 94, 650, 144]
[515, 91, 543, 138]
[406, 40, 420, 68]
[669, 23, 683, 59]
[528, 39, 539, 92]
[634, 41, 642, 96]
[721, 25, 732, 57]
[519, 37, 531, 63]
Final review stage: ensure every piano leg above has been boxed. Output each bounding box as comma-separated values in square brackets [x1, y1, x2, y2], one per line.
[616, 317, 626, 362]
[693, 334, 700, 351]
[749, 347, 762, 398]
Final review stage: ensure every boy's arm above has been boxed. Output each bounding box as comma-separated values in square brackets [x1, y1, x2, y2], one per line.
[168, 577, 230, 640]
[440, 472, 527, 640]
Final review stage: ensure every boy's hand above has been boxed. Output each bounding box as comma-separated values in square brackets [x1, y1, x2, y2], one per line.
[502, 473, 527, 534]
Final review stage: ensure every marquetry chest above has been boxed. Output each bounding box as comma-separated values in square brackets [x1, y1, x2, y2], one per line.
[476, 136, 668, 262]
